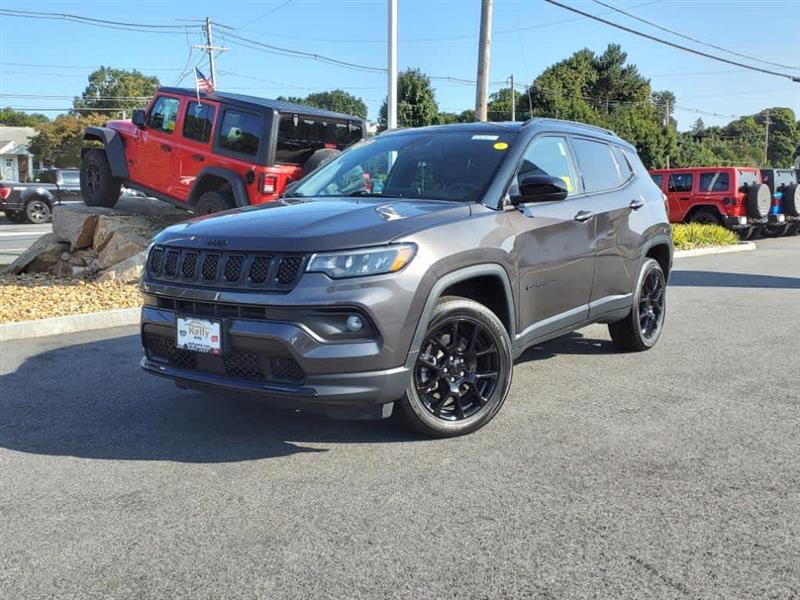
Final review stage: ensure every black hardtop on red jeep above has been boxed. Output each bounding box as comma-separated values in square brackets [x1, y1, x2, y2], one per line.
[80, 87, 367, 214]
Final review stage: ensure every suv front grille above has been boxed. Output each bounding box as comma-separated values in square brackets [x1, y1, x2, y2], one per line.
[146, 246, 306, 291]
[143, 333, 305, 385]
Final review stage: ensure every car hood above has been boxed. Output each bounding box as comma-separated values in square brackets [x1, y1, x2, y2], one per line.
[153, 198, 472, 252]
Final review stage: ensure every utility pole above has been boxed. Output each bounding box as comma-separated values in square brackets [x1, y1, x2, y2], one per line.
[387, 0, 398, 129]
[509, 74, 515, 121]
[193, 17, 227, 88]
[475, 0, 493, 121]
[664, 99, 670, 169]
[763, 109, 771, 166]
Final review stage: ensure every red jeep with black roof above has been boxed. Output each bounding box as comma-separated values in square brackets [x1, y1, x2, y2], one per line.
[80, 88, 367, 213]
[649, 166, 773, 239]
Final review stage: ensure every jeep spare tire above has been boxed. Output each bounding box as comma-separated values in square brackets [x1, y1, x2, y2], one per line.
[746, 183, 771, 219]
[782, 184, 800, 217]
[302, 148, 341, 177]
[80, 149, 121, 208]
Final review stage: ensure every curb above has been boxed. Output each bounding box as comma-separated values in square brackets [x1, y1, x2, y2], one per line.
[674, 242, 756, 259]
[0, 307, 140, 342]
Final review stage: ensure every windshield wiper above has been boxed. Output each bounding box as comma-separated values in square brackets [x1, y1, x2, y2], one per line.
[347, 190, 403, 198]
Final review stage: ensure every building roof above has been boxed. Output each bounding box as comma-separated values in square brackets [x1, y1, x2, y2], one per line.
[0, 126, 36, 148]
[157, 87, 366, 122]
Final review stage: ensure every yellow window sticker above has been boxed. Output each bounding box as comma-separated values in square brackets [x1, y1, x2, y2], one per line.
[560, 176, 573, 192]
[493, 142, 508, 150]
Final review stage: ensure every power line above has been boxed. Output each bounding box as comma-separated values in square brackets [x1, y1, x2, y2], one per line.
[219, 29, 386, 74]
[0, 8, 195, 35]
[544, 0, 800, 83]
[589, 0, 799, 72]
[237, 0, 294, 30]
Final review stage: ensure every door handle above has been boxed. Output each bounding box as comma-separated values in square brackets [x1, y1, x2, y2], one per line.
[629, 199, 645, 210]
[160, 144, 172, 153]
[191, 154, 204, 162]
[680, 197, 690, 201]
[574, 210, 594, 223]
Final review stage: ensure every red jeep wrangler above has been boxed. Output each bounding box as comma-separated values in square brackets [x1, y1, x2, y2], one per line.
[80, 88, 367, 213]
[649, 166, 773, 239]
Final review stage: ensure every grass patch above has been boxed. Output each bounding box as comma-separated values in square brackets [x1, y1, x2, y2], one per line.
[671, 223, 739, 251]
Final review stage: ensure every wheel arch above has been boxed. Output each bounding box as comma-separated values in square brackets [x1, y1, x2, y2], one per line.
[641, 235, 673, 280]
[684, 204, 724, 223]
[187, 167, 249, 208]
[21, 188, 55, 205]
[82, 127, 128, 179]
[404, 264, 516, 369]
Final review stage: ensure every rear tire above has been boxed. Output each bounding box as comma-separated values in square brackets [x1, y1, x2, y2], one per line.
[193, 190, 235, 214]
[24, 197, 52, 224]
[745, 183, 771, 219]
[782, 184, 799, 217]
[81, 149, 121, 207]
[688, 208, 722, 225]
[396, 296, 513, 438]
[609, 258, 666, 352]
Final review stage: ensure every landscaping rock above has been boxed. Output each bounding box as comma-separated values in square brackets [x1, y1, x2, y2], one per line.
[52, 205, 112, 250]
[93, 214, 154, 252]
[6, 233, 70, 274]
[97, 250, 147, 283]
[69, 249, 97, 267]
[96, 230, 150, 270]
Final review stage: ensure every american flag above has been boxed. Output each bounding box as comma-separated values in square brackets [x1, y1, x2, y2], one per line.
[194, 67, 214, 96]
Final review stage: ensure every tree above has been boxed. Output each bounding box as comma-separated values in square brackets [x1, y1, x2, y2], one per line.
[690, 118, 706, 136]
[277, 90, 368, 118]
[487, 87, 525, 121]
[28, 114, 107, 168]
[73, 66, 159, 114]
[379, 68, 439, 129]
[0, 107, 49, 127]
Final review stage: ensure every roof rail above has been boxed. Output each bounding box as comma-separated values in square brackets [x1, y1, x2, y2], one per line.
[523, 117, 616, 137]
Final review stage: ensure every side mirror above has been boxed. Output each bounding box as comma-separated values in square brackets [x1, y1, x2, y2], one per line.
[132, 109, 146, 129]
[513, 174, 569, 204]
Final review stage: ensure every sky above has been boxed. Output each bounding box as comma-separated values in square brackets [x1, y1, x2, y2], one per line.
[1, 0, 798, 131]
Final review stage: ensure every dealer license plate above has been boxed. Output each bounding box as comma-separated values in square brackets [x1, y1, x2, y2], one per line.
[176, 317, 222, 354]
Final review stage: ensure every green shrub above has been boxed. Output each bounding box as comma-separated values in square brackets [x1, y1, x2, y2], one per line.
[671, 223, 739, 250]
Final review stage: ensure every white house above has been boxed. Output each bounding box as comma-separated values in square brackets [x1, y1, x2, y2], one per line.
[0, 126, 38, 182]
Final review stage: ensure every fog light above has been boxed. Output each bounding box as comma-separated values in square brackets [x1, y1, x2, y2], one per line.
[346, 314, 363, 332]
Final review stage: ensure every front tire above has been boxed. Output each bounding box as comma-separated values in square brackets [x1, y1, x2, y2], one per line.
[24, 198, 52, 224]
[80, 149, 121, 207]
[396, 296, 513, 438]
[609, 258, 667, 352]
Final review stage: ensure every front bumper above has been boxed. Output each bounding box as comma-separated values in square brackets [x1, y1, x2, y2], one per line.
[140, 296, 412, 418]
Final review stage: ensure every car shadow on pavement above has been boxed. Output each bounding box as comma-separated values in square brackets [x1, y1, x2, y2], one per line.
[0, 334, 420, 464]
[515, 331, 617, 364]
[670, 270, 800, 289]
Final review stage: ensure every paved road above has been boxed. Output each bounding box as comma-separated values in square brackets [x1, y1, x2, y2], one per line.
[1, 237, 798, 599]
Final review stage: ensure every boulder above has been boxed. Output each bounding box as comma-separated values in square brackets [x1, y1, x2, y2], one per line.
[96, 229, 150, 270]
[6, 233, 69, 274]
[52, 206, 112, 250]
[69, 248, 97, 267]
[93, 214, 155, 252]
[97, 250, 147, 283]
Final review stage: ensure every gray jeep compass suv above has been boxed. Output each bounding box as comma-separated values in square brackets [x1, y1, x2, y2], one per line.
[141, 118, 672, 437]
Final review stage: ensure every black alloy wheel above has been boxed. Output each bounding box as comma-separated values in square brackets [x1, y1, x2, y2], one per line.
[84, 162, 101, 196]
[414, 317, 500, 421]
[638, 268, 665, 342]
[397, 296, 513, 438]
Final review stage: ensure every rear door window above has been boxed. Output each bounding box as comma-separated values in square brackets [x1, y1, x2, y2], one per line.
[571, 138, 623, 192]
[183, 102, 216, 144]
[668, 173, 693, 193]
[147, 96, 180, 133]
[218, 109, 261, 156]
[699, 172, 729, 192]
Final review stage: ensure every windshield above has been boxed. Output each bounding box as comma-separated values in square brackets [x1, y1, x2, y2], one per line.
[289, 130, 515, 202]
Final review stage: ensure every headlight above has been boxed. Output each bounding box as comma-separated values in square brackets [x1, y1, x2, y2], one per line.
[306, 244, 416, 279]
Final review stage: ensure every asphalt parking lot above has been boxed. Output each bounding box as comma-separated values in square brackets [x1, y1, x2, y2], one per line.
[1, 237, 798, 599]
